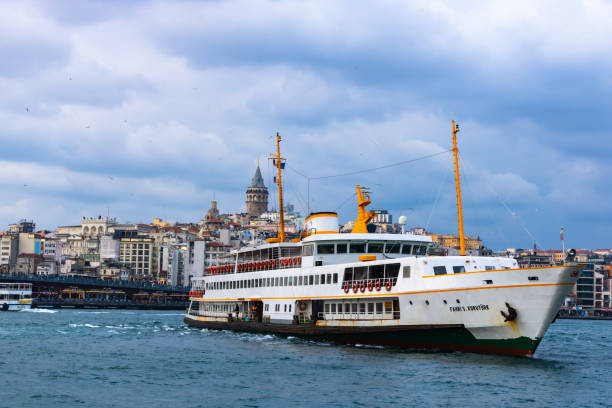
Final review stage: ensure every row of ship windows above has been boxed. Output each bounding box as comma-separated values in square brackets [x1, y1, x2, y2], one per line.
[325, 301, 392, 315]
[432, 265, 506, 275]
[207, 273, 339, 291]
[306, 242, 428, 256]
[264, 304, 292, 312]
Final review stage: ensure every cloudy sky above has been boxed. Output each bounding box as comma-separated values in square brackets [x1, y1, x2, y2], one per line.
[1, 0, 610, 250]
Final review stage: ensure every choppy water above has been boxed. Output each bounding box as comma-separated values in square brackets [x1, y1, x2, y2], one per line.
[0, 309, 609, 407]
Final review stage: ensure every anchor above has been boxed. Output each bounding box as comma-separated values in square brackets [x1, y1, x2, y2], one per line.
[500, 302, 517, 322]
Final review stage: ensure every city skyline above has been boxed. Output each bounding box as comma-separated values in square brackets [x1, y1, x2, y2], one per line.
[1, 1, 611, 250]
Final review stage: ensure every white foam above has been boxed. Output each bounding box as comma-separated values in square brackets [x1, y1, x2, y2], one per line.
[22, 308, 57, 313]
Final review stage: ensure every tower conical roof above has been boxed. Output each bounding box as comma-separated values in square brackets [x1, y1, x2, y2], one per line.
[250, 165, 266, 188]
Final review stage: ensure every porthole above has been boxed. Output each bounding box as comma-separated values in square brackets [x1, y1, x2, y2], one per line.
[443, 300, 447, 304]
[456, 299, 460, 304]
[409, 300, 413, 305]
[425, 300, 430, 306]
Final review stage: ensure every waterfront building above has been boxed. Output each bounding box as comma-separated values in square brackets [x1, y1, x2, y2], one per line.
[8, 219, 35, 234]
[119, 237, 154, 280]
[15, 254, 44, 274]
[185, 240, 206, 286]
[0, 234, 18, 267]
[18, 232, 42, 255]
[373, 209, 392, 224]
[42, 238, 62, 263]
[81, 216, 117, 238]
[246, 165, 269, 219]
[100, 235, 120, 261]
[36, 259, 58, 275]
[575, 264, 612, 310]
[429, 233, 482, 252]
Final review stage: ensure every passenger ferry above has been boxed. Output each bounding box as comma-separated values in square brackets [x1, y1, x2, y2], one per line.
[185, 127, 582, 356]
[0, 282, 33, 311]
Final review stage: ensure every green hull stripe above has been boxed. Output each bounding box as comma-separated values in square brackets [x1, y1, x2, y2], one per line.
[184, 317, 541, 356]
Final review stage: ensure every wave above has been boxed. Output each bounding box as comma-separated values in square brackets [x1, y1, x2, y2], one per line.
[22, 308, 57, 313]
[68, 323, 101, 328]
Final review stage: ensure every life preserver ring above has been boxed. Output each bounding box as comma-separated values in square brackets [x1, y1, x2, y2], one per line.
[352, 282, 359, 293]
[368, 281, 374, 292]
[298, 301, 308, 311]
[360, 281, 367, 293]
[344, 283, 350, 293]
[375, 280, 382, 291]
[385, 280, 392, 291]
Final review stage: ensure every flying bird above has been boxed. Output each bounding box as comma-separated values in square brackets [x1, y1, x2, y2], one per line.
[25, 107, 29, 112]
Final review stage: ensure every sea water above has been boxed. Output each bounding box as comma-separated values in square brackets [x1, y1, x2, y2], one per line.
[0, 309, 609, 407]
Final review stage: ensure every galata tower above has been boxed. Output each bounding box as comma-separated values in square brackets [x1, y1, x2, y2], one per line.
[246, 164, 268, 219]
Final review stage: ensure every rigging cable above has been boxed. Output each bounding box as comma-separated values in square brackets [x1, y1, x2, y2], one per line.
[425, 155, 452, 232]
[458, 154, 542, 249]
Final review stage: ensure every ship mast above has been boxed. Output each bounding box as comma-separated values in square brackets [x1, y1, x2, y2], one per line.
[452, 120, 466, 256]
[269, 132, 286, 242]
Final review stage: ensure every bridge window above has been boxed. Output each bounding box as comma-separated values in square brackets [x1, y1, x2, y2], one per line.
[317, 244, 335, 254]
[385, 242, 401, 254]
[350, 243, 366, 253]
[401, 244, 412, 254]
[321, 274, 326, 284]
[336, 243, 347, 253]
[367, 242, 384, 253]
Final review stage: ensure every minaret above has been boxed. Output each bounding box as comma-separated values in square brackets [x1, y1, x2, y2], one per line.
[246, 164, 268, 219]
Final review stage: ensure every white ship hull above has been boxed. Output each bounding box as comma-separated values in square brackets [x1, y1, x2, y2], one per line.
[186, 254, 582, 356]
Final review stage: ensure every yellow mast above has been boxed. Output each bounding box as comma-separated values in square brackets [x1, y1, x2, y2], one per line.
[270, 132, 286, 242]
[351, 185, 376, 233]
[452, 120, 466, 256]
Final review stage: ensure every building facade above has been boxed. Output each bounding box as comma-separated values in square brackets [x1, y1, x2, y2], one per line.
[119, 237, 153, 280]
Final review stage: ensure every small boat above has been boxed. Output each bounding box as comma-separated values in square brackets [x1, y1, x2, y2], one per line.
[0, 282, 33, 311]
[184, 126, 582, 356]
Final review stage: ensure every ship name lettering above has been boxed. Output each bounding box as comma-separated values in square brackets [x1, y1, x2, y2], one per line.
[449, 304, 489, 312]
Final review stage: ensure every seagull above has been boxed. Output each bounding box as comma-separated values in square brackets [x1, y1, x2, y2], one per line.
[108, 176, 114, 181]
[85, 125, 90, 129]
[26, 107, 29, 112]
